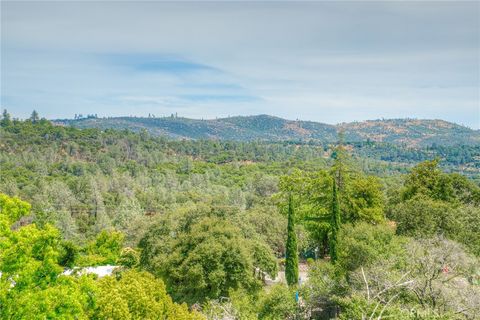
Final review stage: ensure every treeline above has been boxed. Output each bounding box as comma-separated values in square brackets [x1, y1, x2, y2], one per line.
[351, 140, 480, 168]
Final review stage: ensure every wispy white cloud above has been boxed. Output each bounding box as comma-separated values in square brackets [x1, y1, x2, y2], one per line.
[1, 1, 479, 128]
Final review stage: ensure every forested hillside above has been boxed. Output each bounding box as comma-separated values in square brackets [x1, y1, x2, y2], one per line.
[338, 118, 479, 146]
[54, 114, 480, 147]
[1, 111, 480, 319]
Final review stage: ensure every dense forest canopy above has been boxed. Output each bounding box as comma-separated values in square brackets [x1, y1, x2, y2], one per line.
[54, 114, 480, 147]
[1, 111, 479, 319]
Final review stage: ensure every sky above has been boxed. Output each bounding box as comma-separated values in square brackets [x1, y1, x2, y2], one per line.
[1, 1, 479, 128]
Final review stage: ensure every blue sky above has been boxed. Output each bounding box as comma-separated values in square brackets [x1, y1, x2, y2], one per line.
[1, 1, 479, 128]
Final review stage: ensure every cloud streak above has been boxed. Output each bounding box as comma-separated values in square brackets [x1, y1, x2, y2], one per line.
[1, 1, 479, 128]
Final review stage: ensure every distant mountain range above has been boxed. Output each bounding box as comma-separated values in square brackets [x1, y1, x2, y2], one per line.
[53, 115, 480, 147]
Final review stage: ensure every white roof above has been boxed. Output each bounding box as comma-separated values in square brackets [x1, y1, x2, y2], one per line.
[62, 265, 117, 278]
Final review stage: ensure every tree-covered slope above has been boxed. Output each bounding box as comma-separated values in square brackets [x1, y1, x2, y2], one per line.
[54, 114, 338, 142]
[54, 115, 480, 146]
[339, 118, 480, 147]
[2, 115, 480, 319]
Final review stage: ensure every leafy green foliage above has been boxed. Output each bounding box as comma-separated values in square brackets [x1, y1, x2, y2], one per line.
[1, 276, 96, 320]
[78, 230, 124, 266]
[2, 116, 480, 319]
[58, 241, 80, 268]
[0, 193, 30, 228]
[400, 159, 480, 204]
[140, 214, 276, 304]
[118, 247, 140, 268]
[336, 294, 409, 320]
[203, 285, 300, 320]
[258, 284, 298, 320]
[344, 175, 384, 222]
[278, 154, 384, 260]
[0, 110, 11, 127]
[251, 239, 278, 279]
[0, 194, 201, 319]
[94, 270, 204, 319]
[285, 195, 299, 286]
[391, 160, 480, 255]
[0, 193, 95, 319]
[391, 196, 459, 238]
[336, 222, 406, 272]
[329, 180, 340, 263]
[301, 261, 346, 318]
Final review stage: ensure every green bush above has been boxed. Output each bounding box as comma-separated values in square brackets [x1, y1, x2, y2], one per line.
[118, 247, 140, 268]
[337, 222, 406, 272]
[258, 284, 298, 320]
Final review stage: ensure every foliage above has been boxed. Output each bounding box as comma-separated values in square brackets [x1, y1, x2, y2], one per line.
[55, 115, 480, 147]
[1, 276, 96, 320]
[242, 206, 287, 257]
[405, 237, 480, 317]
[454, 205, 480, 256]
[79, 229, 124, 266]
[258, 284, 298, 320]
[94, 270, 204, 319]
[401, 159, 480, 204]
[58, 240, 80, 268]
[336, 222, 406, 272]
[391, 160, 480, 255]
[118, 247, 140, 268]
[202, 288, 259, 320]
[251, 239, 278, 280]
[344, 175, 384, 222]
[0, 193, 30, 228]
[0, 193, 95, 319]
[139, 215, 274, 304]
[343, 237, 480, 320]
[203, 285, 299, 320]
[329, 179, 340, 263]
[0, 194, 202, 319]
[391, 195, 459, 238]
[285, 195, 299, 286]
[2, 116, 480, 319]
[336, 294, 411, 320]
[301, 261, 346, 318]
[0, 110, 11, 127]
[278, 155, 384, 260]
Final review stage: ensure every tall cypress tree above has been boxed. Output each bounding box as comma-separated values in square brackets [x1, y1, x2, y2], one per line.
[285, 194, 298, 286]
[331, 131, 348, 192]
[329, 179, 341, 263]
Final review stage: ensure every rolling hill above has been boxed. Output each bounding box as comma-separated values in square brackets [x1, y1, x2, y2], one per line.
[53, 115, 480, 147]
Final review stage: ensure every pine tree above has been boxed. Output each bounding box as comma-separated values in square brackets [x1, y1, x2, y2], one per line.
[1, 109, 11, 127]
[329, 179, 341, 263]
[285, 194, 298, 286]
[30, 110, 39, 123]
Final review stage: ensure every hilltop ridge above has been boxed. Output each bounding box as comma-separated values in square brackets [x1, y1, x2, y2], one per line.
[54, 115, 480, 147]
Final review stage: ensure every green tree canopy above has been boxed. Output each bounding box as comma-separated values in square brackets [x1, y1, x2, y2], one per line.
[95, 270, 204, 319]
[0, 193, 95, 319]
[140, 215, 276, 304]
[401, 159, 480, 205]
[391, 160, 480, 256]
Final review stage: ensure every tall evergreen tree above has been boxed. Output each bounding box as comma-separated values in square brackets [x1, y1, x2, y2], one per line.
[1, 109, 11, 127]
[30, 110, 39, 123]
[329, 179, 341, 263]
[331, 132, 349, 192]
[285, 194, 299, 286]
